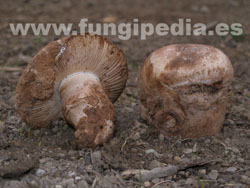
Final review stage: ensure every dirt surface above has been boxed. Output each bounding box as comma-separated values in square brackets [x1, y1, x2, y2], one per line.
[0, 0, 250, 187]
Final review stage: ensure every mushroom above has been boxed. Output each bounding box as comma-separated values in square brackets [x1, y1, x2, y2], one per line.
[16, 34, 128, 148]
[138, 44, 234, 138]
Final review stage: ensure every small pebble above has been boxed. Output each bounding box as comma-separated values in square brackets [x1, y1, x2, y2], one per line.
[159, 134, 165, 141]
[178, 171, 185, 176]
[149, 160, 165, 169]
[68, 150, 78, 156]
[231, 147, 240, 153]
[208, 170, 219, 180]
[185, 178, 194, 184]
[33, 130, 40, 136]
[240, 175, 250, 184]
[199, 169, 206, 174]
[52, 126, 59, 133]
[75, 176, 81, 181]
[91, 150, 102, 166]
[174, 156, 181, 162]
[226, 167, 237, 173]
[39, 158, 48, 164]
[36, 168, 46, 177]
[183, 149, 193, 154]
[152, 178, 160, 184]
[144, 181, 151, 187]
[237, 157, 245, 163]
[77, 180, 89, 187]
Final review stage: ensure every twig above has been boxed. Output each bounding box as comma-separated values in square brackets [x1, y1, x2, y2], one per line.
[200, 179, 218, 182]
[121, 139, 127, 152]
[91, 177, 98, 188]
[124, 180, 141, 185]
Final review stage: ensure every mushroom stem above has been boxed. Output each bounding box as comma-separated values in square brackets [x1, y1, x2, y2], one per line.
[59, 72, 115, 148]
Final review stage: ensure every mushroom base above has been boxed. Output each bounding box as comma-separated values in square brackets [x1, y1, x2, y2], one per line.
[143, 102, 227, 138]
[139, 85, 231, 139]
[59, 72, 115, 148]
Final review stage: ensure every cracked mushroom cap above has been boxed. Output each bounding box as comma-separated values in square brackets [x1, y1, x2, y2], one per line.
[140, 44, 234, 92]
[138, 44, 234, 138]
[16, 34, 128, 128]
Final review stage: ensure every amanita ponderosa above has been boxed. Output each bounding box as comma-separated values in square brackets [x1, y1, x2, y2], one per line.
[138, 44, 234, 138]
[16, 34, 128, 148]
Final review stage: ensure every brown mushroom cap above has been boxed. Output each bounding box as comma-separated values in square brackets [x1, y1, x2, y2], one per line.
[16, 34, 128, 128]
[138, 44, 234, 138]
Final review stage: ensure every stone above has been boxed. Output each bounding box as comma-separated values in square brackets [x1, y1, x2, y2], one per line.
[52, 126, 59, 134]
[144, 181, 151, 187]
[237, 158, 245, 163]
[38, 178, 54, 188]
[77, 179, 89, 188]
[199, 169, 206, 175]
[149, 160, 165, 169]
[240, 175, 250, 184]
[208, 170, 219, 180]
[35, 169, 46, 177]
[174, 156, 181, 162]
[159, 134, 165, 141]
[145, 149, 162, 157]
[231, 147, 240, 153]
[75, 176, 81, 181]
[178, 171, 185, 176]
[59, 178, 76, 188]
[152, 178, 160, 184]
[226, 167, 237, 173]
[233, 183, 244, 188]
[183, 149, 193, 154]
[96, 175, 118, 188]
[185, 178, 194, 185]
[135, 165, 178, 182]
[91, 151, 102, 167]
[33, 130, 40, 136]
[57, 153, 66, 158]
[39, 158, 50, 164]
[68, 150, 78, 156]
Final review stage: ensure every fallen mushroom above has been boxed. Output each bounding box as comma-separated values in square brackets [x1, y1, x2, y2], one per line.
[16, 34, 128, 148]
[138, 44, 234, 138]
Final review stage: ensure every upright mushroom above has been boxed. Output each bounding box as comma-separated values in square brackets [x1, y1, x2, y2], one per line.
[138, 44, 234, 138]
[16, 34, 128, 148]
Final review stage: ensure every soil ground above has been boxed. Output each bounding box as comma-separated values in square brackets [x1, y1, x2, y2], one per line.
[0, 0, 250, 187]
